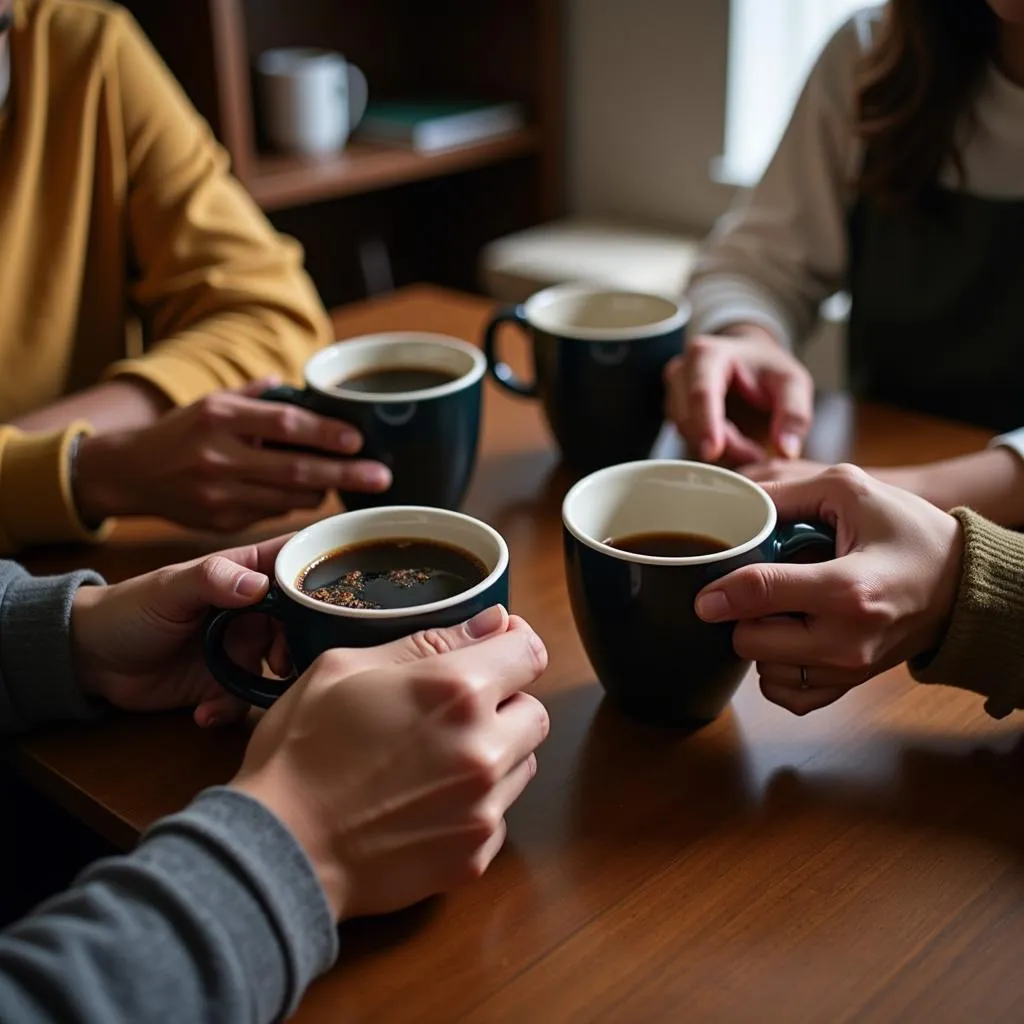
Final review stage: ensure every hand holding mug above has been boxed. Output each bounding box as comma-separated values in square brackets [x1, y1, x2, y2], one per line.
[694, 465, 963, 715]
[562, 460, 834, 726]
[73, 385, 391, 532]
[205, 506, 509, 707]
[71, 535, 293, 727]
[232, 609, 550, 921]
[663, 325, 814, 465]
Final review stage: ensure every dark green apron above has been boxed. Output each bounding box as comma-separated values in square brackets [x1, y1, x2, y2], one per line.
[847, 188, 1024, 431]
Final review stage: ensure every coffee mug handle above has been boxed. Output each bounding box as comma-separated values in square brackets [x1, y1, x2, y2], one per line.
[347, 63, 368, 128]
[204, 587, 297, 709]
[483, 306, 538, 398]
[259, 384, 315, 409]
[773, 522, 836, 563]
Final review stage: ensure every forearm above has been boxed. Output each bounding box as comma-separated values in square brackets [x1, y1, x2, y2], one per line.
[0, 788, 337, 1024]
[10, 380, 172, 435]
[874, 448, 1024, 528]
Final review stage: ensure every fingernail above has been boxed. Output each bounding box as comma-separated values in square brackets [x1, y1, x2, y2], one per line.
[235, 571, 267, 598]
[361, 465, 392, 491]
[696, 590, 730, 621]
[338, 429, 362, 454]
[699, 440, 716, 462]
[201, 714, 222, 729]
[779, 433, 801, 459]
[465, 605, 505, 639]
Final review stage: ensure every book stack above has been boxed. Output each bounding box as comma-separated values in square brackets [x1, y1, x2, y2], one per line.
[356, 100, 526, 154]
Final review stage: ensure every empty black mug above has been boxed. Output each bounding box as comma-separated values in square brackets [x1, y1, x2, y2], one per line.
[484, 284, 687, 471]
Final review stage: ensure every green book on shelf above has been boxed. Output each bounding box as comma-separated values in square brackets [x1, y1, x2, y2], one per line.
[356, 100, 525, 153]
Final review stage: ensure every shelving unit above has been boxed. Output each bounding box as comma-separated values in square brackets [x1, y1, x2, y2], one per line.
[122, 0, 564, 307]
[248, 130, 543, 212]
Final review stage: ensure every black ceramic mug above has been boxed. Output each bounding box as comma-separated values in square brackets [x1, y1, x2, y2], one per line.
[261, 332, 486, 510]
[204, 506, 510, 707]
[562, 460, 834, 727]
[484, 284, 688, 471]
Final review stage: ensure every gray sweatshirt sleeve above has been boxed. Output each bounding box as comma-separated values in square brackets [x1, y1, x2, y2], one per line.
[0, 559, 339, 1019]
[0, 559, 106, 733]
[0, 788, 339, 1023]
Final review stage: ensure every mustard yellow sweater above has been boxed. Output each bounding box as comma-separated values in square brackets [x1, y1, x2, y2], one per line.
[0, 0, 332, 552]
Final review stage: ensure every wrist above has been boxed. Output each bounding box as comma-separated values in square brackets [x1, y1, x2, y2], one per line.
[870, 466, 929, 501]
[73, 431, 139, 522]
[715, 323, 782, 348]
[70, 584, 111, 700]
[231, 769, 350, 923]
[920, 514, 965, 657]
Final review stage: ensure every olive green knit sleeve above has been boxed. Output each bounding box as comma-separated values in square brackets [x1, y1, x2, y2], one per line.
[910, 507, 1024, 718]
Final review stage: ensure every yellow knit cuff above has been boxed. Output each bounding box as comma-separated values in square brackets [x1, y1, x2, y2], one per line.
[103, 354, 226, 409]
[0, 422, 113, 553]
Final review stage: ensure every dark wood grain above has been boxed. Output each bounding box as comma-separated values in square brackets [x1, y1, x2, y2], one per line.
[14, 287, 1024, 1023]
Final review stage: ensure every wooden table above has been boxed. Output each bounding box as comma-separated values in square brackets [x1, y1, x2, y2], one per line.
[14, 286, 1024, 1022]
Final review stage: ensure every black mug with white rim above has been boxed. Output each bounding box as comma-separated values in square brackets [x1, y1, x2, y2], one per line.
[260, 332, 486, 510]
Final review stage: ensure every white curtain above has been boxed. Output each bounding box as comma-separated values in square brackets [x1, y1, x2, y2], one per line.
[717, 0, 873, 187]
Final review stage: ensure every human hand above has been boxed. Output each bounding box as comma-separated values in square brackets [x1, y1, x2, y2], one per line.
[71, 535, 292, 727]
[741, 457, 831, 486]
[231, 607, 550, 921]
[664, 325, 814, 465]
[742, 457, 932, 498]
[72, 385, 392, 531]
[694, 465, 963, 715]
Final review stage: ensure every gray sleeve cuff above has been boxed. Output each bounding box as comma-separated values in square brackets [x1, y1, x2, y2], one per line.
[137, 787, 338, 1019]
[0, 566, 106, 733]
[1, 787, 338, 1022]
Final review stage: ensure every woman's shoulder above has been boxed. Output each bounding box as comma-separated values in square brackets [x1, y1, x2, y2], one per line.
[811, 6, 885, 108]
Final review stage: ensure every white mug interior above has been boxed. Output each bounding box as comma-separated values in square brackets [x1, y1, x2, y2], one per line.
[562, 460, 777, 565]
[524, 283, 689, 341]
[275, 507, 509, 619]
[303, 333, 487, 403]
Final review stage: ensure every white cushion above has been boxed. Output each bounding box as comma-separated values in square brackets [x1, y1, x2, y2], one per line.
[480, 219, 701, 303]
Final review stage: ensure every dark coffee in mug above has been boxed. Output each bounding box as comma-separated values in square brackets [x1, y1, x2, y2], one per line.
[297, 538, 488, 610]
[608, 532, 730, 559]
[257, 333, 487, 511]
[335, 366, 459, 394]
[204, 506, 510, 708]
[562, 460, 834, 727]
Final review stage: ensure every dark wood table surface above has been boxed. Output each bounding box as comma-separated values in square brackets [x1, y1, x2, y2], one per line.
[13, 286, 1024, 1022]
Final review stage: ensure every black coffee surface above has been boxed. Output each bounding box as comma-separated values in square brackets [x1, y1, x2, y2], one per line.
[335, 366, 458, 394]
[608, 531, 730, 558]
[298, 539, 487, 610]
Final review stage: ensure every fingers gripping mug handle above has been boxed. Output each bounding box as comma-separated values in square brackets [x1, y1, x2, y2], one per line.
[204, 588, 296, 709]
[773, 522, 836, 563]
[259, 384, 316, 409]
[258, 384, 326, 456]
[483, 306, 538, 398]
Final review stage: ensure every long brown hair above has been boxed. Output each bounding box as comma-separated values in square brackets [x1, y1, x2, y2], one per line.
[856, 0, 998, 209]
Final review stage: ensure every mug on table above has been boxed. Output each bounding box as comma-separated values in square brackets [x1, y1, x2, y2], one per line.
[484, 283, 688, 472]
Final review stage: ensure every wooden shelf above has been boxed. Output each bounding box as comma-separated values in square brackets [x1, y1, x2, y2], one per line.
[247, 129, 541, 211]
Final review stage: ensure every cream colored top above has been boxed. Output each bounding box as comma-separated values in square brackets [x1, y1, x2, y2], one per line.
[689, 5, 1024, 348]
[688, 4, 1024, 458]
